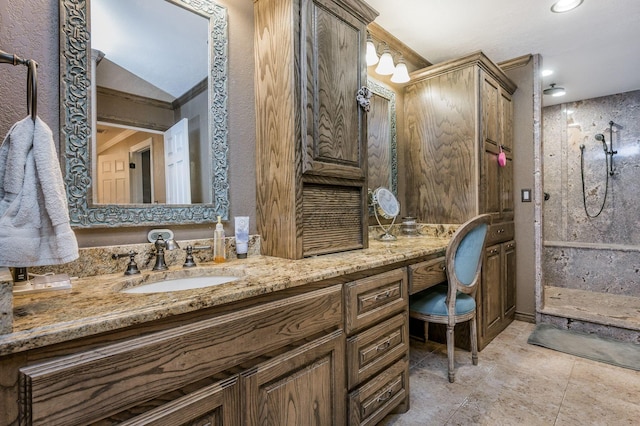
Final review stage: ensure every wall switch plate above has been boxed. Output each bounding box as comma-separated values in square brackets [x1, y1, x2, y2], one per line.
[521, 189, 532, 202]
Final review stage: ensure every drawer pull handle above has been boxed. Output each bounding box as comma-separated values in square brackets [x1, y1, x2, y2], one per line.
[377, 388, 394, 403]
[375, 290, 392, 301]
[376, 340, 391, 352]
[441, 265, 447, 271]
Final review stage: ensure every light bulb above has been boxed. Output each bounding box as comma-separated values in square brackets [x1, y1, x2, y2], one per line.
[391, 58, 410, 83]
[366, 35, 379, 66]
[375, 45, 395, 76]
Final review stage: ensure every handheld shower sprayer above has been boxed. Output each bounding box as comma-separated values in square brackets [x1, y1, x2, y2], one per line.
[594, 133, 607, 152]
[580, 120, 617, 218]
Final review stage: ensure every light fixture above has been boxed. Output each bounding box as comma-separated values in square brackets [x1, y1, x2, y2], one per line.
[541, 69, 554, 77]
[551, 0, 583, 13]
[375, 43, 395, 76]
[543, 83, 566, 97]
[366, 33, 379, 66]
[390, 56, 410, 83]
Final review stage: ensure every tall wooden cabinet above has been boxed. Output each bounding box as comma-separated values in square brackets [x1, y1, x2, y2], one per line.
[404, 51, 517, 349]
[254, 0, 378, 259]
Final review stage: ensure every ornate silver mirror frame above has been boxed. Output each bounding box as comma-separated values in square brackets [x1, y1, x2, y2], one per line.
[367, 78, 397, 198]
[59, 0, 229, 227]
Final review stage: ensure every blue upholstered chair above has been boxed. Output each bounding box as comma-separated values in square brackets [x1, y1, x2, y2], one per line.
[409, 214, 491, 383]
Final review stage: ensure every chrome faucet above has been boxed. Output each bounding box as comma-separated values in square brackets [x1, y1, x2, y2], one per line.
[152, 235, 180, 271]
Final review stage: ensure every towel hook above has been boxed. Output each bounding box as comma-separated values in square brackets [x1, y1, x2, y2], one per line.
[26, 59, 38, 122]
[1, 49, 38, 121]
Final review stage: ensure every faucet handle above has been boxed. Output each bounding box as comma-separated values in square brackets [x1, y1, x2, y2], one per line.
[112, 251, 141, 275]
[183, 245, 211, 268]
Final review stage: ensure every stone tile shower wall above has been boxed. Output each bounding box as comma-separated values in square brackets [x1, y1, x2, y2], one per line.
[543, 89, 640, 297]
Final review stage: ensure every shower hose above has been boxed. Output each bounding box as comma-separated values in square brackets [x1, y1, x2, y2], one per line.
[579, 145, 609, 218]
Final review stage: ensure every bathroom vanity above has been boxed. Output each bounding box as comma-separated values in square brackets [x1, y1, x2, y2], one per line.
[0, 233, 452, 425]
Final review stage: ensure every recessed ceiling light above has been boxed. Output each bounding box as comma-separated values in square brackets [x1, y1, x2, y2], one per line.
[543, 83, 566, 97]
[541, 69, 554, 77]
[551, 0, 584, 13]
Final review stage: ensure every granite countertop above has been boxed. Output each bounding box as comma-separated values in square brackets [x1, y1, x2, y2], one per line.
[0, 235, 450, 357]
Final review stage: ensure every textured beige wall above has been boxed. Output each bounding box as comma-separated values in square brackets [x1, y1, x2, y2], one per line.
[505, 56, 539, 319]
[0, 0, 256, 246]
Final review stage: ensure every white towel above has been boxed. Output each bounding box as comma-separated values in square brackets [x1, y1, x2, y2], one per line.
[0, 116, 79, 266]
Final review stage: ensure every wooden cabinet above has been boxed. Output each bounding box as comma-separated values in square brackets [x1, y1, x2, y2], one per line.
[3, 264, 421, 425]
[14, 286, 343, 425]
[242, 331, 345, 425]
[344, 268, 410, 425]
[479, 239, 516, 349]
[404, 51, 517, 349]
[404, 51, 516, 224]
[254, 0, 378, 259]
[481, 73, 514, 222]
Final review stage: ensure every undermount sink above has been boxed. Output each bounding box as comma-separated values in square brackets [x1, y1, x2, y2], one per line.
[120, 276, 239, 294]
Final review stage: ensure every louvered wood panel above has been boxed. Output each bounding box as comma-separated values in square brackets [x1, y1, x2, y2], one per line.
[303, 184, 364, 256]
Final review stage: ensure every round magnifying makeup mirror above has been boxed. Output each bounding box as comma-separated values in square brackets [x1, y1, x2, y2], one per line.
[371, 187, 400, 241]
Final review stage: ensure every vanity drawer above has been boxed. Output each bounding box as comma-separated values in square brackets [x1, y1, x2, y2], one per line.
[486, 221, 514, 245]
[346, 312, 409, 389]
[408, 256, 447, 295]
[19, 285, 342, 426]
[348, 357, 409, 426]
[345, 268, 407, 334]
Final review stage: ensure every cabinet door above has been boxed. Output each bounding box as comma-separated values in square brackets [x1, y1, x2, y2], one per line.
[481, 73, 501, 148]
[503, 240, 517, 319]
[119, 378, 240, 426]
[302, 0, 367, 180]
[481, 243, 502, 341]
[482, 141, 501, 218]
[500, 91, 514, 219]
[242, 330, 345, 425]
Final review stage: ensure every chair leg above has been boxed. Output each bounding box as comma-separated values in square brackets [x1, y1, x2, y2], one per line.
[470, 313, 478, 366]
[446, 324, 455, 383]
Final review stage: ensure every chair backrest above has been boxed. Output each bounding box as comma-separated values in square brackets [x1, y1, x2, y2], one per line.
[445, 214, 492, 304]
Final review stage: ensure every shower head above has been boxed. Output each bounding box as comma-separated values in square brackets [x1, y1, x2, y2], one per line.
[595, 134, 605, 142]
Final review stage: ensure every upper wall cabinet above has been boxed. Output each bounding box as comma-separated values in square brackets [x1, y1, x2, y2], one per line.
[255, 0, 378, 259]
[403, 51, 517, 225]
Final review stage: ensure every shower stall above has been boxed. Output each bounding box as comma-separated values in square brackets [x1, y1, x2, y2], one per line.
[541, 89, 640, 342]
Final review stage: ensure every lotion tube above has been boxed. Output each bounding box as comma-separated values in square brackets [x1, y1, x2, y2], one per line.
[234, 216, 249, 259]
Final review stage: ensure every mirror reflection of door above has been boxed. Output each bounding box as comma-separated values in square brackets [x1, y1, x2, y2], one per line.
[97, 153, 130, 204]
[129, 138, 154, 203]
[164, 118, 191, 204]
[95, 123, 166, 205]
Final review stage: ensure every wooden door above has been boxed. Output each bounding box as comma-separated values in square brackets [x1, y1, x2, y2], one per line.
[301, 0, 366, 181]
[242, 330, 345, 425]
[116, 377, 240, 425]
[500, 92, 514, 220]
[503, 240, 517, 319]
[164, 118, 191, 204]
[481, 243, 502, 341]
[97, 153, 130, 204]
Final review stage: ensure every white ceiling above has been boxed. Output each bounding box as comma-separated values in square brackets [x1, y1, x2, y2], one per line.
[366, 0, 640, 106]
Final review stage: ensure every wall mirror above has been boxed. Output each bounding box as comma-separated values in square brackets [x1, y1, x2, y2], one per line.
[367, 78, 397, 204]
[60, 0, 229, 227]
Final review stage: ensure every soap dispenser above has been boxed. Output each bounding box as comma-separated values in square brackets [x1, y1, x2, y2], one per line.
[213, 216, 225, 263]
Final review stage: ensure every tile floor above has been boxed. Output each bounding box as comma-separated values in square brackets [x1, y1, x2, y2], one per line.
[380, 320, 640, 425]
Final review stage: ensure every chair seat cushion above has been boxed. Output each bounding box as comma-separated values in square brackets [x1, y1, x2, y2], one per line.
[410, 283, 476, 316]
